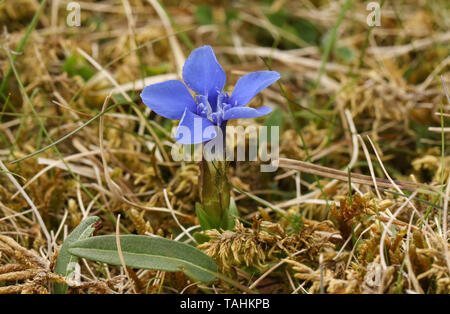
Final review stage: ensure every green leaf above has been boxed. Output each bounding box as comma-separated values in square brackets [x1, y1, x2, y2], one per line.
[266, 10, 288, 27]
[68, 235, 218, 283]
[54, 216, 100, 294]
[221, 196, 238, 231]
[266, 10, 320, 47]
[193, 232, 210, 245]
[62, 53, 95, 81]
[264, 107, 283, 142]
[291, 18, 319, 45]
[195, 202, 215, 231]
[195, 5, 213, 25]
[145, 62, 169, 76]
[289, 214, 304, 233]
[265, 107, 283, 127]
[225, 9, 238, 25]
[335, 46, 355, 63]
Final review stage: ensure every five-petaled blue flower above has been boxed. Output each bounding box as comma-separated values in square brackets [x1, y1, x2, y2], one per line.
[140, 45, 280, 144]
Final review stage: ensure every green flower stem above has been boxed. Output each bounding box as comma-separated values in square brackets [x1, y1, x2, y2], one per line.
[200, 159, 230, 229]
[199, 124, 230, 230]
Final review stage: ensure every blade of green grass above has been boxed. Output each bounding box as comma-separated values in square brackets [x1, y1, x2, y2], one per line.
[4, 48, 128, 234]
[9, 103, 120, 165]
[358, 0, 386, 68]
[315, 0, 352, 88]
[0, 0, 48, 100]
[261, 58, 330, 212]
[54, 216, 100, 294]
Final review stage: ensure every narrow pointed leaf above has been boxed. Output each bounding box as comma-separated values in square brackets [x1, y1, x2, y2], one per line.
[193, 232, 210, 245]
[68, 235, 217, 283]
[223, 196, 239, 230]
[195, 202, 215, 231]
[54, 216, 100, 294]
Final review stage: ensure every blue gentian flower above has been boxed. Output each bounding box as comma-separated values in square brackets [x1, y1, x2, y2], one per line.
[140, 45, 280, 144]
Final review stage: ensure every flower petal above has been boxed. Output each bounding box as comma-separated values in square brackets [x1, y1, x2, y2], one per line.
[230, 71, 280, 107]
[182, 45, 226, 104]
[140, 80, 196, 120]
[223, 106, 272, 121]
[175, 108, 217, 144]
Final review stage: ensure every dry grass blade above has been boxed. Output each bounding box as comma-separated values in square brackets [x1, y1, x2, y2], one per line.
[0, 161, 52, 255]
[277, 158, 434, 193]
[96, 96, 186, 217]
[115, 214, 137, 294]
[146, 0, 185, 76]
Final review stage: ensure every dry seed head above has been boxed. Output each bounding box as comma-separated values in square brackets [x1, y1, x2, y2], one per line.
[68, 198, 82, 227]
[199, 218, 335, 273]
[127, 208, 154, 235]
